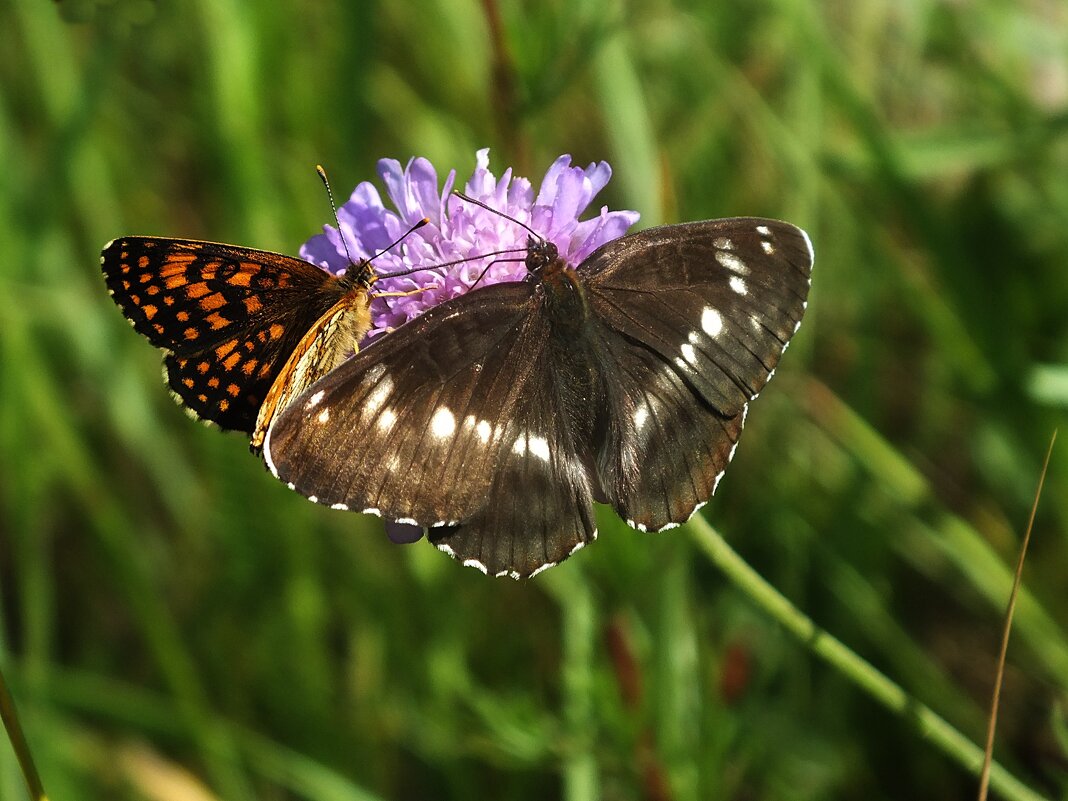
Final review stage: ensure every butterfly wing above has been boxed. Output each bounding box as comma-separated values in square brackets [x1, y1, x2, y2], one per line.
[250, 290, 371, 449]
[102, 236, 348, 432]
[264, 281, 600, 575]
[424, 368, 600, 577]
[582, 218, 813, 531]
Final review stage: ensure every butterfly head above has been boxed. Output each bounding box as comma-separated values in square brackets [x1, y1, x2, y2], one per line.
[344, 257, 377, 290]
[524, 236, 559, 277]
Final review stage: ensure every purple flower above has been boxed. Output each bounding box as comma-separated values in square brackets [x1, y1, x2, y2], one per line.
[301, 149, 640, 341]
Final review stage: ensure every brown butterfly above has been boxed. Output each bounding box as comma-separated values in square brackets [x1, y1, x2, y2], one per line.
[265, 218, 812, 577]
[100, 236, 376, 449]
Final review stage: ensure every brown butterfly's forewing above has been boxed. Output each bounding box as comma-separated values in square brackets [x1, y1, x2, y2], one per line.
[101, 237, 371, 436]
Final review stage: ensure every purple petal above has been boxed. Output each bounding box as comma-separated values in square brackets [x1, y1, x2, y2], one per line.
[300, 230, 348, 273]
[303, 148, 639, 338]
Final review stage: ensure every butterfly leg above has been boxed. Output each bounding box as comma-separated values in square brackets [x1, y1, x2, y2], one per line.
[375, 287, 433, 298]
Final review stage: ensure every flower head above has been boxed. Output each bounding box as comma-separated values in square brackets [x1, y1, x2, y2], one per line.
[301, 149, 640, 340]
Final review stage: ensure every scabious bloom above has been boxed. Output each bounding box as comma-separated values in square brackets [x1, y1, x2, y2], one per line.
[301, 148, 640, 341]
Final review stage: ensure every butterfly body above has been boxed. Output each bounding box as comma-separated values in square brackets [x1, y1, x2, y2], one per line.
[101, 237, 374, 444]
[265, 218, 812, 578]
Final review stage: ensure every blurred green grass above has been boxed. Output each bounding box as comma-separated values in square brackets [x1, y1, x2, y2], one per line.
[1, 1, 1067, 799]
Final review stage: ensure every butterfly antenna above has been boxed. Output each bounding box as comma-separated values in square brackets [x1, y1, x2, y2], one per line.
[317, 164, 361, 269]
[317, 164, 429, 270]
[375, 218, 431, 261]
[453, 191, 543, 241]
[377, 245, 526, 279]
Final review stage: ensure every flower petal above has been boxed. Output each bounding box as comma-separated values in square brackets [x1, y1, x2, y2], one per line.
[303, 149, 639, 338]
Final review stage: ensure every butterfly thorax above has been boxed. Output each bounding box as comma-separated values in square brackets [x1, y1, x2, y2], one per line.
[526, 237, 596, 342]
[524, 238, 608, 453]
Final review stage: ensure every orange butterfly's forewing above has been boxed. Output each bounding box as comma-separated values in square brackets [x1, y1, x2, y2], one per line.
[102, 236, 372, 436]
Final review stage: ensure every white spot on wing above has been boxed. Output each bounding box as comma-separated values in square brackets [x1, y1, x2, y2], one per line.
[626, 519, 649, 533]
[431, 406, 455, 438]
[800, 227, 815, 265]
[317, 408, 330, 424]
[761, 240, 775, 254]
[378, 408, 397, 430]
[512, 433, 527, 455]
[463, 558, 489, 575]
[756, 224, 771, 236]
[364, 376, 393, 415]
[396, 517, 417, 525]
[476, 419, 492, 443]
[633, 404, 648, 430]
[308, 495, 318, 504]
[528, 435, 550, 462]
[306, 390, 325, 409]
[713, 236, 734, 250]
[702, 307, 723, 337]
[529, 562, 556, 578]
[729, 276, 748, 296]
[715, 251, 749, 275]
[680, 342, 697, 365]
[331, 502, 349, 511]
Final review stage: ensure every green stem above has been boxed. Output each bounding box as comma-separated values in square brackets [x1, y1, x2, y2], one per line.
[688, 515, 1049, 801]
[0, 662, 48, 801]
[542, 569, 599, 801]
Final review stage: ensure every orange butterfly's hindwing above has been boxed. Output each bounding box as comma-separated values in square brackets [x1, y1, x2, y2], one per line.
[251, 290, 373, 449]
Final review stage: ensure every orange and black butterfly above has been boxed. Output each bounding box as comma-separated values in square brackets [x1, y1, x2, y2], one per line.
[100, 237, 375, 450]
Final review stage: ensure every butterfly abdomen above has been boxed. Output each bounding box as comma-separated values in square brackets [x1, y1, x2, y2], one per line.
[541, 263, 595, 338]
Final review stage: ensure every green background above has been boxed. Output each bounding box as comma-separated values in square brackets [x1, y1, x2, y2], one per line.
[2, 1, 1068, 799]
